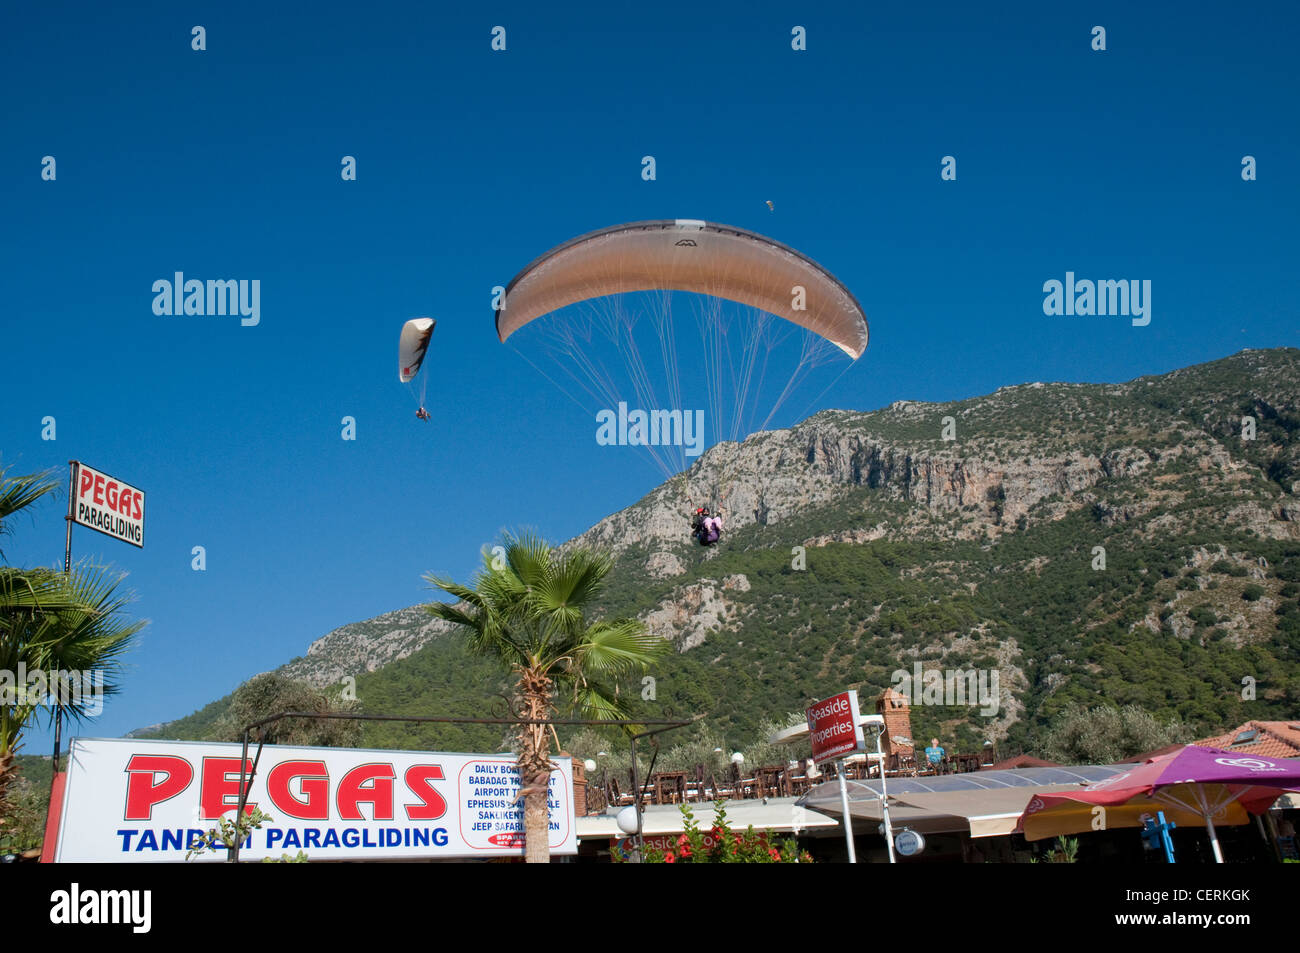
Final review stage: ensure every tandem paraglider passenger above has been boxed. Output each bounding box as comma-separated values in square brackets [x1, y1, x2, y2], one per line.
[415, 407, 430, 421]
[690, 507, 723, 546]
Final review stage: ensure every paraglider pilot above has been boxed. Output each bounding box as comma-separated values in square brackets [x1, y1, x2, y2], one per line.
[690, 507, 723, 546]
[415, 407, 430, 421]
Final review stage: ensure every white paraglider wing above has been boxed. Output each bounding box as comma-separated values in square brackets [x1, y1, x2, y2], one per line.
[398, 318, 436, 382]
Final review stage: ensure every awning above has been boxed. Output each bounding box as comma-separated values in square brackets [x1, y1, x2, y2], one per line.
[577, 797, 839, 841]
[798, 765, 1131, 838]
[891, 789, 1086, 838]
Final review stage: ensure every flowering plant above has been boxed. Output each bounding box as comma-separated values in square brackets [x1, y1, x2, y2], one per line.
[635, 799, 811, 863]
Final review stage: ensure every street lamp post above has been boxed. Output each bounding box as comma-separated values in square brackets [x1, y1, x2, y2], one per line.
[862, 717, 897, 864]
[835, 757, 857, 863]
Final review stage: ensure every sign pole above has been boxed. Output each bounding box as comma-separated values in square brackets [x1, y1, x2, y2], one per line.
[64, 461, 77, 574]
[836, 758, 856, 863]
[50, 461, 78, 800]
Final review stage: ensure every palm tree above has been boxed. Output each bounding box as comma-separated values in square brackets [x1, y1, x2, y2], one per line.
[0, 464, 144, 838]
[426, 531, 664, 863]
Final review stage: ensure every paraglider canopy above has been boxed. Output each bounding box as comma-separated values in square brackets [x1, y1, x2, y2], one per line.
[494, 219, 869, 491]
[496, 219, 868, 359]
[398, 318, 435, 382]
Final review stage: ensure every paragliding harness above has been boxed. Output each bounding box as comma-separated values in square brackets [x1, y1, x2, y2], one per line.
[415, 407, 430, 421]
[690, 506, 723, 547]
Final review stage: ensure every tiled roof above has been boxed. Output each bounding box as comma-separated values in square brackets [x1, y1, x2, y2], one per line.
[986, 754, 1060, 770]
[1194, 720, 1300, 759]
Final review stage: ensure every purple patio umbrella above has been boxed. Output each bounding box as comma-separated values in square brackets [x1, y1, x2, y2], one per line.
[1017, 745, 1300, 862]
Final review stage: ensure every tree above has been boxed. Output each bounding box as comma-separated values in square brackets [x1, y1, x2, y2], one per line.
[1038, 703, 1191, 765]
[208, 673, 361, 747]
[0, 464, 144, 842]
[426, 532, 665, 863]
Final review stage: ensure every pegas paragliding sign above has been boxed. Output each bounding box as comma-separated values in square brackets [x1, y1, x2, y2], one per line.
[69, 461, 144, 549]
[48, 738, 577, 862]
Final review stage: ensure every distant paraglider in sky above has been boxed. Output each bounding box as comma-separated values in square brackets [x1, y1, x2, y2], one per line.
[496, 219, 868, 491]
[398, 317, 435, 419]
[766, 200, 774, 211]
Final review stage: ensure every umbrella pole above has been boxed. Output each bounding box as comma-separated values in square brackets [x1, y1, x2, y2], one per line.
[1204, 814, 1224, 863]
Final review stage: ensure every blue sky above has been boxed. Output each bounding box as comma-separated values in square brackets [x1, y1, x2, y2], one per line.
[3, 2, 1297, 746]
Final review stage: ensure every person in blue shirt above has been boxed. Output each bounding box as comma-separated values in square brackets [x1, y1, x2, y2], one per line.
[924, 738, 946, 773]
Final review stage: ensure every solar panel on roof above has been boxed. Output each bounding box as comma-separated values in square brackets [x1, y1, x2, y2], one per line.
[823, 765, 1126, 801]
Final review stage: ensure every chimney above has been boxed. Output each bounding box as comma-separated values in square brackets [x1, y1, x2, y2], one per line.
[876, 688, 914, 757]
[563, 753, 587, 816]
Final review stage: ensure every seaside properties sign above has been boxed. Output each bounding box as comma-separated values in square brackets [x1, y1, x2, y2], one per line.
[50, 738, 577, 862]
[70, 461, 144, 548]
[806, 690, 866, 764]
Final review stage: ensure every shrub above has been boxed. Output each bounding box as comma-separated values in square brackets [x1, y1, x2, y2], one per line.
[630, 800, 810, 864]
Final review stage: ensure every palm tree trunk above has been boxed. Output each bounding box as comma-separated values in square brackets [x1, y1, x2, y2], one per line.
[523, 786, 549, 863]
[517, 670, 554, 864]
[0, 746, 14, 837]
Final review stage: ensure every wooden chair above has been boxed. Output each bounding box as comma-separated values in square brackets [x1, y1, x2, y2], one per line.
[782, 763, 808, 797]
[753, 765, 784, 798]
[730, 763, 757, 799]
[653, 771, 687, 805]
[628, 768, 655, 804]
[586, 775, 608, 814]
[606, 777, 634, 807]
[707, 769, 733, 800]
[684, 764, 708, 803]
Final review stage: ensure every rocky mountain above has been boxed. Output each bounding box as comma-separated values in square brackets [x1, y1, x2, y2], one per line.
[143, 348, 1300, 753]
[274, 606, 459, 689]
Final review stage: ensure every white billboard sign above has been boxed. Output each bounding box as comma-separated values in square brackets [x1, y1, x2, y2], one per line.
[52, 738, 576, 862]
[70, 462, 145, 548]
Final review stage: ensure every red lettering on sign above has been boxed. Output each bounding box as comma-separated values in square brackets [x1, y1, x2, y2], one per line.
[106, 481, 119, 511]
[92, 474, 105, 505]
[132, 490, 142, 520]
[337, 763, 396, 820]
[79, 469, 94, 498]
[403, 765, 447, 820]
[267, 760, 330, 820]
[200, 757, 256, 819]
[124, 755, 194, 820]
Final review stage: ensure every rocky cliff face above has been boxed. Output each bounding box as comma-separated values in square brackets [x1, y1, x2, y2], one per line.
[274, 606, 459, 689]
[269, 349, 1299, 688]
[571, 413, 1295, 578]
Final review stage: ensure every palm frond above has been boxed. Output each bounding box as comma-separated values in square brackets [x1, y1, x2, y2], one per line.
[572, 618, 669, 679]
[0, 466, 61, 559]
[568, 679, 636, 724]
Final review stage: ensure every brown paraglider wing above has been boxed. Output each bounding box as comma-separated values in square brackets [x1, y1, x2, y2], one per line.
[495, 220, 869, 359]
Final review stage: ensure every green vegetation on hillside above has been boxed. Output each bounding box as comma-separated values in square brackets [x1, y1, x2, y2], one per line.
[140, 349, 1300, 766]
